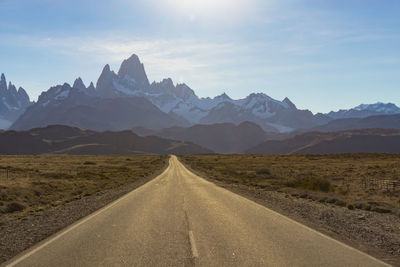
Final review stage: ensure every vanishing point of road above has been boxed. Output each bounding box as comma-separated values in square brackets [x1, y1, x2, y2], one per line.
[4, 156, 389, 267]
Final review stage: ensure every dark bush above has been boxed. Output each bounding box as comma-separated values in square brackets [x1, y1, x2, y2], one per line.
[286, 177, 332, 192]
[5, 202, 25, 213]
[299, 193, 308, 198]
[83, 161, 96, 165]
[325, 197, 337, 204]
[335, 199, 347, 207]
[256, 168, 271, 175]
[41, 172, 74, 179]
[372, 206, 391, 213]
[77, 172, 108, 180]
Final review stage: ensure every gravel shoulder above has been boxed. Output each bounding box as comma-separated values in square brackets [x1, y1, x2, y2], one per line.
[182, 161, 400, 267]
[0, 161, 168, 264]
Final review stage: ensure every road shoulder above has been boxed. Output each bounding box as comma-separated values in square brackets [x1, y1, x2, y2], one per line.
[0, 158, 169, 264]
[178, 157, 400, 267]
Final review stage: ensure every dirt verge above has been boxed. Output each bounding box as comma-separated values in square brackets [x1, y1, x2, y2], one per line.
[0, 160, 168, 264]
[180, 158, 400, 267]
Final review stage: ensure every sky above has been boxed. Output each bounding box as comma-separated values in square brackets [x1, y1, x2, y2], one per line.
[0, 0, 399, 113]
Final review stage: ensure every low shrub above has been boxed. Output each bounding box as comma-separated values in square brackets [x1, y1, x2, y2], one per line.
[5, 202, 25, 213]
[41, 172, 74, 179]
[256, 168, 271, 175]
[76, 171, 109, 180]
[371, 206, 392, 213]
[335, 199, 346, 207]
[286, 177, 332, 192]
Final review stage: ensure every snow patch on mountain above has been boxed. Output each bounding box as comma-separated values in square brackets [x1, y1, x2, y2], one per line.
[328, 102, 400, 119]
[267, 123, 293, 133]
[55, 89, 70, 100]
[9, 54, 342, 133]
[83, 54, 320, 132]
[354, 102, 400, 113]
[0, 73, 32, 129]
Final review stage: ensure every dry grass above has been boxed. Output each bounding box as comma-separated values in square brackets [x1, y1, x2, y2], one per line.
[179, 154, 400, 214]
[0, 155, 168, 223]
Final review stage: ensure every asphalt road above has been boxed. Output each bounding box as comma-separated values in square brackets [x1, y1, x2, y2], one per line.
[4, 156, 389, 267]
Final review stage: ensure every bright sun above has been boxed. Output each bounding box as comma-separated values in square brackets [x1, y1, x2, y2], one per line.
[166, 0, 253, 22]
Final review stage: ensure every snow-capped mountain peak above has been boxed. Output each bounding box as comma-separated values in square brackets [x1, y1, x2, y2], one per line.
[328, 102, 400, 119]
[6, 54, 323, 132]
[354, 102, 400, 113]
[0, 73, 32, 129]
[117, 54, 149, 90]
[283, 97, 296, 109]
[84, 54, 314, 132]
[215, 92, 231, 100]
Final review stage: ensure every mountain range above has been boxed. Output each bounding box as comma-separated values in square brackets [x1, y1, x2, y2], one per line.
[0, 74, 32, 129]
[8, 55, 322, 132]
[8, 53, 400, 133]
[2, 53, 400, 156]
[325, 103, 400, 119]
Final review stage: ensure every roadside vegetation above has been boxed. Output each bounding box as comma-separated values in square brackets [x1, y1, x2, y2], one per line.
[0, 155, 168, 224]
[179, 154, 400, 215]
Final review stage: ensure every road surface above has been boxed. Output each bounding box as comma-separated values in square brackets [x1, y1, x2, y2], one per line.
[4, 156, 388, 267]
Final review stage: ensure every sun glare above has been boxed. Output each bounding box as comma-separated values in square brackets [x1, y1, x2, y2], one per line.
[165, 0, 254, 23]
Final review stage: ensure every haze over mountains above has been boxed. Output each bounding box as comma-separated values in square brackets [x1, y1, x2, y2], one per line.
[5, 54, 400, 134]
[247, 128, 400, 154]
[0, 74, 32, 129]
[306, 114, 400, 133]
[133, 122, 286, 154]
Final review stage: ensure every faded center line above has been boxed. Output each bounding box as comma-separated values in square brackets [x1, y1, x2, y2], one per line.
[183, 195, 199, 259]
[189, 230, 199, 258]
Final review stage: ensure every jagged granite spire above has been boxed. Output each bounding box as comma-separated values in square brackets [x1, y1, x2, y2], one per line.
[118, 54, 150, 90]
[96, 64, 119, 98]
[73, 77, 86, 90]
[173, 83, 197, 100]
[88, 82, 95, 91]
[18, 87, 31, 106]
[0, 73, 7, 94]
[0, 74, 32, 129]
[8, 81, 17, 94]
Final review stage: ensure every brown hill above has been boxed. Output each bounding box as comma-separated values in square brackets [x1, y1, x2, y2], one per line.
[0, 125, 212, 155]
[133, 122, 287, 154]
[247, 128, 400, 154]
